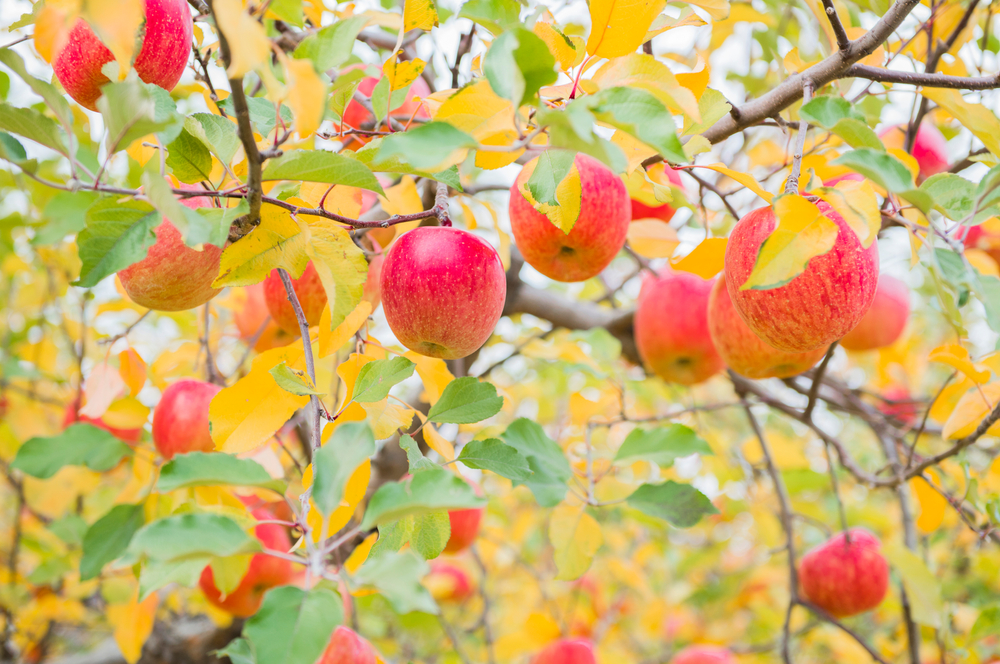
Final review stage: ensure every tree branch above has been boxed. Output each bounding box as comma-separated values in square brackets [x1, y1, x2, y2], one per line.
[846, 64, 1000, 89]
[821, 0, 852, 51]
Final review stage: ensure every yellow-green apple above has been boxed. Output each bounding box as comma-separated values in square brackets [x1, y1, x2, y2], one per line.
[151, 379, 220, 459]
[673, 646, 736, 664]
[443, 480, 484, 554]
[118, 194, 223, 312]
[317, 626, 378, 664]
[707, 276, 826, 379]
[380, 227, 506, 359]
[341, 73, 431, 131]
[263, 263, 327, 335]
[725, 203, 879, 352]
[509, 153, 630, 282]
[798, 528, 889, 618]
[840, 275, 909, 351]
[233, 283, 296, 352]
[531, 639, 597, 664]
[879, 123, 949, 182]
[634, 270, 724, 385]
[199, 509, 296, 617]
[424, 561, 475, 603]
[52, 0, 192, 111]
[631, 164, 684, 222]
[63, 399, 142, 444]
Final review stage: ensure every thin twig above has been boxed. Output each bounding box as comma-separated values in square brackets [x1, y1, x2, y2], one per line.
[804, 342, 837, 420]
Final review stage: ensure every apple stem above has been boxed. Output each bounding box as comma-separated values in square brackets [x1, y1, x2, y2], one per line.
[784, 78, 814, 196]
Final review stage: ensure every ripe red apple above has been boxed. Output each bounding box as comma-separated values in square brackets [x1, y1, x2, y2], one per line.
[839, 275, 909, 351]
[509, 153, 630, 283]
[634, 270, 724, 385]
[424, 561, 475, 603]
[263, 263, 327, 335]
[52, 0, 193, 111]
[151, 379, 220, 459]
[707, 276, 826, 379]
[962, 224, 1000, 266]
[341, 74, 431, 130]
[673, 646, 736, 664]
[531, 639, 597, 664]
[725, 203, 879, 353]
[878, 385, 920, 425]
[380, 227, 506, 359]
[361, 252, 384, 311]
[63, 399, 143, 444]
[631, 164, 684, 223]
[233, 283, 296, 352]
[798, 528, 889, 618]
[879, 123, 949, 182]
[444, 481, 484, 554]
[118, 194, 223, 312]
[317, 626, 378, 664]
[199, 509, 296, 617]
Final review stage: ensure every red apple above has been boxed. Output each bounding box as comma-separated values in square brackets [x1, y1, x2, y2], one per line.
[631, 164, 684, 223]
[634, 270, 723, 385]
[362, 174, 396, 248]
[63, 399, 143, 444]
[531, 639, 597, 664]
[444, 503, 484, 555]
[509, 153, 630, 283]
[961, 224, 1000, 266]
[151, 379, 220, 459]
[233, 283, 296, 352]
[52, 0, 192, 111]
[725, 203, 879, 352]
[878, 385, 921, 425]
[263, 263, 327, 335]
[380, 227, 506, 359]
[822, 172, 864, 187]
[317, 626, 378, 664]
[839, 275, 909, 351]
[673, 646, 736, 664]
[118, 194, 223, 312]
[361, 252, 384, 311]
[879, 123, 949, 182]
[707, 276, 826, 379]
[341, 74, 431, 130]
[798, 528, 889, 618]
[199, 509, 296, 617]
[424, 561, 475, 603]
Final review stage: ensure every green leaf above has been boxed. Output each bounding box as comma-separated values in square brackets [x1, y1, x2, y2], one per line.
[194, 200, 250, 250]
[0, 49, 72, 128]
[799, 96, 866, 128]
[12, 423, 133, 479]
[483, 27, 557, 108]
[970, 606, 1000, 644]
[330, 69, 366, 121]
[626, 481, 719, 527]
[883, 543, 943, 628]
[185, 113, 241, 165]
[350, 550, 437, 614]
[157, 452, 286, 493]
[368, 517, 414, 560]
[375, 122, 477, 171]
[33, 191, 99, 245]
[828, 117, 883, 151]
[681, 88, 732, 137]
[141, 171, 216, 249]
[410, 510, 451, 560]
[313, 422, 376, 516]
[352, 356, 416, 403]
[138, 558, 206, 601]
[399, 434, 438, 473]
[294, 15, 371, 72]
[166, 128, 213, 184]
[369, 76, 391, 124]
[97, 78, 177, 153]
[354, 137, 463, 190]
[74, 198, 161, 288]
[0, 101, 65, 154]
[582, 87, 687, 164]
[268, 0, 304, 25]
[220, 97, 294, 139]
[612, 424, 713, 467]
[526, 150, 576, 208]
[458, 0, 522, 35]
[80, 503, 144, 580]
[361, 467, 485, 529]
[125, 513, 260, 563]
[500, 418, 571, 507]
[263, 150, 384, 194]
[921, 173, 978, 221]
[427, 377, 504, 424]
[537, 104, 628, 174]
[243, 585, 343, 664]
[458, 438, 532, 481]
[49, 514, 88, 547]
[0, 131, 30, 169]
[831, 148, 914, 192]
[270, 362, 324, 396]
[215, 638, 257, 664]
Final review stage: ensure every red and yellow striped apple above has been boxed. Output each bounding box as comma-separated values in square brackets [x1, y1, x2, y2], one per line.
[798, 528, 889, 618]
[840, 274, 909, 351]
[317, 626, 378, 664]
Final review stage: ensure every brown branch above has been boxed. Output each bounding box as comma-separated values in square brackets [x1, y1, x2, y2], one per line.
[797, 600, 892, 664]
[846, 64, 1000, 89]
[821, 0, 852, 51]
[804, 342, 837, 420]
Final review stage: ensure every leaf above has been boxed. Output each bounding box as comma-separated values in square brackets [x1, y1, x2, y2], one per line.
[12, 423, 132, 479]
[194, 200, 250, 251]
[970, 606, 1000, 644]
[368, 517, 415, 560]
[350, 550, 437, 614]
[519, 151, 583, 233]
[375, 122, 476, 172]
[361, 467, 486, 529]
[383, 58, 426, 92]
[799, 95, 866, 128]
[213, 205, 309, 288]
[354, 137, 463, 190]
[157, 452, 285, 493]
[922, 88, 1000, 159]
[97, 79, 177, 153]
[399, 434, 438, 472]
[107, 591, 158, 664]
[831, 148, 916, 193]
[410, 511, 451, 560]
[581, 87, 686, 164]
[483, 27, 557, 108]
[294, 15, 371, 72]
[526, 150, 577, 207]
[921, 173, 979, 222]
[613, 424, 713, 467]
[270, 362, 324, 396]
[141, 171, 213, 249]
[352, 356, 416, 403]
[243, 585, 344, 664]
[319, 300, 372, 358]
[587, 0, 668, 58]
[404, 0, 439, 31]
[215, 638, 256, 664]
[942, 382, 1000, 440]
[181, 114, 239, 168]
[219, 98, 294, 139]
[263, 151, 384, 193]
[458, 0, 522, 35]
[281, 54, 327, 139]
[884, 543, 943, 628]
[405, 352, 455, 404]
[0, 50, 72, 128]
[313, 421, 377, 516]
[0, 101, 66, 154]
[213, 0, 273, 78]
[549, 505, 602, 580]
[626, 481, 719, 527]
[362, 398, 415, 439]
[910, 475, 947, 534]
[929, 344, 991, 385]
[75, 199, 161, 288]
[125, 513, 260, 563]
[680, 90, 731, 137]
[534, 22, 584, 71]
[627, 219, 679, 258]
[500, 418, 572, 507]
[427, 377, 505, 424]
[457, 438, 533, 481]
[670, 237, 727, 278]
[80, 503, 145, 580]
[739, 194, 838, 291]
[81, 0, 145, 77]
[813, 179, 881, 249]
[592, 53, 700, 122]
[138, 559, 206, 601]
[695, 163, 772, 203]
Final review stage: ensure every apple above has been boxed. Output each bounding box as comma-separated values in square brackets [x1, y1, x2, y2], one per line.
[879, 123, 949, 182]
[341, 74, 431, 130]
[725, 203, 879, 353]
[233, 283, 296, 352]
[878, 385, 920, 425]
[380, 227, 506, 359]
[707, 275, 826, 379]
[839, 275, 909, 351]
[263, 263, 327, 335]
[673, 646, 736, 664]
[151, 379, 221, 459]
[634, 270, 724, 385]
[199, 509, 296, 617]
[531, 639, 597, 664]
[509, 153, 631, 283]
[424, 561, 475, 603]
[317, 626, 378, 664]
[798, 528, 889, 618]
[444, 481, 485, 554]
[52, 0, 193, 111]
[361, 252, 384, 311]
[822, 172, 864, 187]
[962, 223, 1000, 266]
[361, 174, 397, 248]
[118, 194, 223, 312]
[631, 164, 684, 223]
[63, 399, 143, 444]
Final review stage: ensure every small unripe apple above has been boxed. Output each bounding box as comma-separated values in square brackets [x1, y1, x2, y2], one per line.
[380, 227, 506, 359]
[879, 123, 949, 182]
[52, 0, 193, 111]
[63, 399, 143, 444]
[631, 164, 684, 223]
[263, 263, 327, 335]
[151, 379, 221, 459]
[840, 275, 909, 351]
[424, 561, 475, 603]
[341, 74, 431, 130]
[672, 646, 736, 664]
[707, 276, 826, 379]
[531, 639, 597, 664]
[317, 626, 378, 664]
[509, 153, 630, 283]
[725, 204, 879, 352]
[798, 528, 889, 618]
[634, 270, 723, 385]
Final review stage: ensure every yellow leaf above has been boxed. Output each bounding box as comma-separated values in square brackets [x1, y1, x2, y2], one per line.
[740, 194, 838, 291]
[209, 554, 254, 596]
[210, 341, 311, 453]
[626, 220, 679, 259]
[403, 0, 439, 32]
[613, 131, 658, 174]
[592, 54, 700, 122]
[475, 130, 523, 170]
[929, 376, 973, 424]
[518, 158, 582, 234]
[404, 352, 455, 404]
[922, 88, 1000, 158]
[80, 363, 126, 419]
[696, 163, 773, 203]
[942, 382, 1000, 440]
[213, 0, 273, 78]
[319, 300, 373, 358]
[345, 532, 378, 573]
[684, 0, 731, 20]
[320, 459, 373, 539]
[929, 344, 991, 384]
[298, 184, 363, 217]
[213, 205, 309, 288]
[534, 22, 584, 70]
[910, 475, 947, 534]
[280, 54, 326, 139]
[107, 591, 158, 664]
[126, 135, 157, 166]
[436, 80, 516, 142]
[296, 218, 369, 330]
[549, 504, 603, 580]
[338, 352, 377, 405]
[422, 423, 455, 461]
[741, 432, 808, 469]
[34, 0, 81, 63]
[587, 0, 668, 59]
[81, 0, 144, 79]
[814, 179, 880, 249]
[362, 398, 414, 439]
[379, 176, 425, 216]
[967, 249, 1000, 277]
[671, 237, 727, 279]
[118, 348, 147, 396]
[101, 398, 149, 430]
[383, 56, 426, 91]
